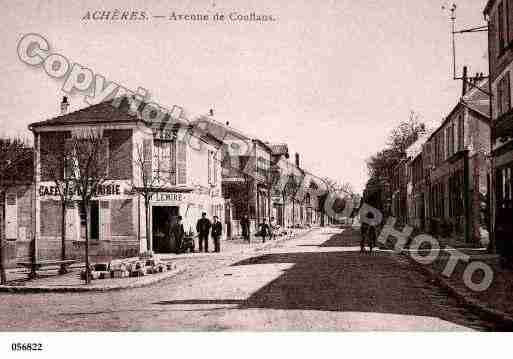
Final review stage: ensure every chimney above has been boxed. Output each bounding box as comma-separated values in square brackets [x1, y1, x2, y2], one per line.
[295, 153, 300, 168]
[209, 109, 214, 116]
[462, 66, 468, 96]
[60, 96, 69, 114]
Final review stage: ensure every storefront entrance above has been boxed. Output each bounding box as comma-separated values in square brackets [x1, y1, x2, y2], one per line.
[152, 206, 180, 253]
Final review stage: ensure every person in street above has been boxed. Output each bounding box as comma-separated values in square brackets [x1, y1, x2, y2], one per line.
[270, 216, 278, 240]
[211, 215, 222, 253]
[170, 216, 185, 254]
[360, 222, 368, 253]
[196, 212, 212, 253]
[241, 215, 251, 243]
[259, 218, 270, 243]
[368, 225, 377, 254]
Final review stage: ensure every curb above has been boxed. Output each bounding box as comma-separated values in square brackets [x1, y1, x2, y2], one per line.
[0, 228, 316, 294]
[0, 266, 186, 294]
[401, 252, 513, 330]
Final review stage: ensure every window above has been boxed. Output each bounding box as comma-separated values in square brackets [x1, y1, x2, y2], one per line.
[153, 140, 176, 184]
[498, 72, 511, 116]
[457, 115, 464, 151]
[499, 2, 506, 55]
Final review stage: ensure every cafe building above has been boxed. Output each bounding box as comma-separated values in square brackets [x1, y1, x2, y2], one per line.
[29, 97, 224, 262]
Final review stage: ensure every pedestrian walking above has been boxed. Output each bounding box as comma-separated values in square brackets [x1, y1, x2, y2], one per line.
[170, 216, 185, 254]
[368, 225, 377, 254]
[196, 212, 211, 253]
[211, 216, 222, 253]
[259, 218, 270, 243]
[241, 215, 251, 243]
[270, 217, 278, 240]
[360, 222, 368, 253]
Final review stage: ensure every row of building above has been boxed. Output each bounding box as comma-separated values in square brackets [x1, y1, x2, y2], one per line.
[364, 0, 513, 256]
[389, 76, 490, 245]
[0, 95, 335, 266]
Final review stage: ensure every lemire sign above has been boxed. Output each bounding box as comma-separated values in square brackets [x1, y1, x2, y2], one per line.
[39, 183, 122, 197]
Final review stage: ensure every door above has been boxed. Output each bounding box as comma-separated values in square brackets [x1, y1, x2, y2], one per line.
[152, 206, 179, 253]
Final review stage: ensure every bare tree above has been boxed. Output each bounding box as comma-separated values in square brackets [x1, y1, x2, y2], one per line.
[133, 141, 164, 253]
[39, 138, 75, 274]
[65, 130, 109, 284]
[0, 137, 33, 284]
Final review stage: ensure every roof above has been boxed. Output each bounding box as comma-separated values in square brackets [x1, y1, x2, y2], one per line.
[191, 116, 273, 153]
[29, 97, 190, 129]
[29, 97, 141, 129]
[428, 80, 490, 142]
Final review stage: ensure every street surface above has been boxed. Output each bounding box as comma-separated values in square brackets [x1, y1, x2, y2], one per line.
[0, 227, 498, 331]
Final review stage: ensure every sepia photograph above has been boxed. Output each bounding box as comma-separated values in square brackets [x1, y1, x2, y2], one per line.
[0, 0, 511, 357]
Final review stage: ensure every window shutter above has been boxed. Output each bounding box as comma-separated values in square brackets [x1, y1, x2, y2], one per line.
[213, 152, 218, 185]
[170, 140, 177, 185]
[100, 138, 109, 178]
[502, 71, 511, 113]
[208, 151, 212, 184]
[64, 139, 74, 180]
[100, 200, 111, 240]
[65, 202, 77, 241]
[177, 140, 187, 184]
[5, 193, 17, 240]
[143, 139, 152, 183]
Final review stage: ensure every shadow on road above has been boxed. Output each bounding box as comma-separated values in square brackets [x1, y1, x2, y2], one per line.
[153, 229, 493, 330]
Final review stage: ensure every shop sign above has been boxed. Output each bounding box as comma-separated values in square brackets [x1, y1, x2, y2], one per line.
[38, 181, 128, 198]
[154, 192, 185, 202]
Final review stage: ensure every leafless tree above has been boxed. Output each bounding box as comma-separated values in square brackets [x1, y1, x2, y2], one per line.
[65, 130, 109, 284]
[133, 141, 165, 253]
[0, 137, 33, 284]
[39, 138, 76, 274]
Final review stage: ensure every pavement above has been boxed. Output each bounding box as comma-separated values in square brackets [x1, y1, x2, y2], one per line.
[405, 248, 513, 329]
[0, 226, 500, 331]
[0, 228, 312, 293]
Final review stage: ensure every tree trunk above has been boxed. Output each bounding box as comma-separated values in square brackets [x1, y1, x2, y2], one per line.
[84, 202, 91, 284]
[59, 201, 67, 274]
[0, 191, 6, 284]
[145, 197, 151, 253]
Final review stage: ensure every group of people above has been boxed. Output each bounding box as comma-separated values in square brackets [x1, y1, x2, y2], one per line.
[240, 215, 279, 243]
[169, 213, 281, 254]
[168, 212, 222, 254]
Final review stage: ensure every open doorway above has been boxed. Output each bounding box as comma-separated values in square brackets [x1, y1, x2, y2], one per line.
[152, 206, 179, 253]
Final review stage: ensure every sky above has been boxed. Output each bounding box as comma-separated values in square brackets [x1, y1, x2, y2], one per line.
[0, 0, 490, 193]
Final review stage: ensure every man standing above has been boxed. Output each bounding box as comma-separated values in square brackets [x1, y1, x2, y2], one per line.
[211, 216, 222, 253]
[196, 212, 211, 253]
[270, 216, 278, 240]
[259, 218, 270, 243]
[171, 216, 185, 254]
[241, 215, 251, 243]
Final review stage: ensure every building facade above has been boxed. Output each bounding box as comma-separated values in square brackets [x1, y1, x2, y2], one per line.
[420, 80, 490, 244]
[29, 97, 224, 262]
[485, 0, 513, 256]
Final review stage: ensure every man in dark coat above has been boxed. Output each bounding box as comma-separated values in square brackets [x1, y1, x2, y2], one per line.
[196, 212, 212, 253]
[241, 215, 251, 243]
[259, 218, 270, 243]
[211, 216, 222, 253]
[170, 216, 185, 254]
